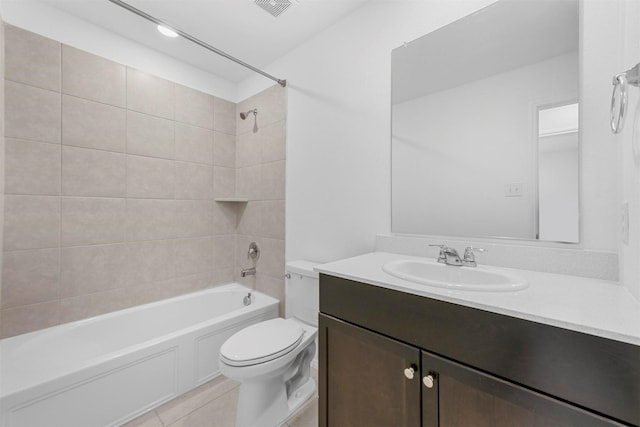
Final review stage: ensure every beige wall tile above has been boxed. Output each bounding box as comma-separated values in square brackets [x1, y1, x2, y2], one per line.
[174, 237, 213, 277]
[1, 300, 60, 338]
[213, 131, 235, 168]
[59, 285, 139, 324]
[213, 97, 236, 135]
[236, 104, 255, 136]
[5, 81, 61, 144]
[126, 199, 177, 241]
[175, 123, 213, 165]
[260, 200, 285, 240]
[173, 272, 213, 294]
[127, 155, 175, 199]
[257, 274, 285, 315]
[234, 234, 258, 271]
[175, 162, 213, 200]
[213, 234, 235, 269]
[261, 237, 285, 278]
[5, 24, 61, 92]
[262, 160, 285, 200]
[175, 84, 214, 129]
[62, 45, 125, 107]
[175, 200, 213, 238]
[213, 166, 235, 198]
[212, 267, 234, 286]
[62, 95, 126, 152]
[0, 32, 291, 338]
[5, 139, 61, 195]
[237, 201, 261, 236]
[126, 111, 174, 159]
[60, 243, 128, 297]
[61, 197, 126, 246]
[127, 68, 174, 120]
[213, 202, 237, 235]
[3, 195, 60, 251]
[127, 240, 175, 286]
[262, 120, 286, 163]
[236, 165, 261, 200]
[62, 146, 126, 197]
[1, 249, 59, 308]
[236, 131, 262, 167]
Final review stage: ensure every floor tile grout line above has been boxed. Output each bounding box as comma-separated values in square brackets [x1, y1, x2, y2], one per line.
[160, 382, 240, 427]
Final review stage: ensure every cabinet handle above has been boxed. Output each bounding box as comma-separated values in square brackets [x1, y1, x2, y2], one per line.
[423, 374, 435, 388]
[404, 365, 417, 380]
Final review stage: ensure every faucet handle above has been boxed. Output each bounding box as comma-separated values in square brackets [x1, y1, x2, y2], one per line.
[462, 246, 487, 267]
[428, 244, 448, 263]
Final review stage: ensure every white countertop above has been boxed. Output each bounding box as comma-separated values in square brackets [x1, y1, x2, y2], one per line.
[316, 252, 640, 346]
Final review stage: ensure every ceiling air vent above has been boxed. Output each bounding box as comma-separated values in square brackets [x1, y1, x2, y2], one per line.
[255, 0, 295, 18]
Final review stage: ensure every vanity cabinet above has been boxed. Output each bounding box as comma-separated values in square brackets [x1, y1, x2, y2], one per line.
[319, 274, 640, 427]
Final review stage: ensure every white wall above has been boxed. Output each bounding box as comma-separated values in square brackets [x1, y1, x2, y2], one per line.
[239, 0, 498, 263]
[238, 0, 621, 265]
[619, 0, 640, 300]
[392, 52, 577, 240]
[1, 0, 238, 101]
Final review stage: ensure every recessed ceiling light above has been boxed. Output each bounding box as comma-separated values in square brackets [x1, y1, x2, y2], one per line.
[157, 25, 179, 38]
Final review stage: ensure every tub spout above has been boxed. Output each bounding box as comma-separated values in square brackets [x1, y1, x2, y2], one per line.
[241, 267, 256, 277]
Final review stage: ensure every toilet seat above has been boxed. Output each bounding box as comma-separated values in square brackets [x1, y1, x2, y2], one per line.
[220, 318, 304, 367]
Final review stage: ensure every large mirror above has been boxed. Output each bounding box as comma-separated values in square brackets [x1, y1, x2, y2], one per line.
[391, 0, 579, 242]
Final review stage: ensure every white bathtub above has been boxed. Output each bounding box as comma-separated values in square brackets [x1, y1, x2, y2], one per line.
[0, 284, 278, 427]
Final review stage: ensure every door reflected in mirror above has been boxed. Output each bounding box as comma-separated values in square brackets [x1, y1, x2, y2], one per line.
[537, 103, 579, 243]
[391, 0, 580, 243]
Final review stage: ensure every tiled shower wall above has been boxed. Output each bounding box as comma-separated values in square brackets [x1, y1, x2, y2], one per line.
[0, 24, 287, 338]
[234, 87, 287, 314]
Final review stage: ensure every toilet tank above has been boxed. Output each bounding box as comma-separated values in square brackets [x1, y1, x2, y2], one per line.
[285, 260, 319, 327]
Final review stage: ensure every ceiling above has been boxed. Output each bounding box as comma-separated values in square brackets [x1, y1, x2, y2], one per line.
[37, 0, 370, 83]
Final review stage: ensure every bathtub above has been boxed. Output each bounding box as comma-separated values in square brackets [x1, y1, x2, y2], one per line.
[0, 284, 278, 427]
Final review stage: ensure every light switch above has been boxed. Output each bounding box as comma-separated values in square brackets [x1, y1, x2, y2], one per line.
[504, 182, 523, 197]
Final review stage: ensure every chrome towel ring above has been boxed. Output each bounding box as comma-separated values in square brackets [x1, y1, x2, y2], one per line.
[611, 63, 640, 134]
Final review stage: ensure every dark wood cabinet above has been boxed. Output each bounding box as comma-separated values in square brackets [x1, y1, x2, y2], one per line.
[319, 274, 640, 427]
[423, 350, 620, 427]
[319, 314, 420, 427]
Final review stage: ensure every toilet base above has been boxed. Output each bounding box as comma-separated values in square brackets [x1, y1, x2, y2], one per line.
[284, 377, 316, 423]
[235, 377, 316, 427]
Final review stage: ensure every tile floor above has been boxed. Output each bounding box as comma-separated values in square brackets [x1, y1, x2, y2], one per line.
[122, 369, 318, 427]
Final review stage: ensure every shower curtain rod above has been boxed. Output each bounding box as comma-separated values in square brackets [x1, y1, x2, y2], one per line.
[106, 0, 287, 87]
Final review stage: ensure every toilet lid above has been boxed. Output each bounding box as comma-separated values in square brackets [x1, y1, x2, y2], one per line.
[220, 318, 304, 367]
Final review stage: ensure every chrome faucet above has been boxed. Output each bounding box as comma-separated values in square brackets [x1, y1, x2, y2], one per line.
[429, 245, 463, 266]
[430, 244, 487, 267]
[462, 246, 487, 267]
[240, 267, 256, 277]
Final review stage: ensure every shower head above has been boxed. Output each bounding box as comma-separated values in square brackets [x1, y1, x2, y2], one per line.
[240, 109, 257, 120]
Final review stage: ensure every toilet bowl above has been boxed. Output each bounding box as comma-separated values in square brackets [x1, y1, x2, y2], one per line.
[219, 261, 319, 427]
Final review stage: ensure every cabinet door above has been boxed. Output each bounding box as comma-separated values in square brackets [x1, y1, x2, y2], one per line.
[319, 314, 421, 427]
[422, 351, 624, 427]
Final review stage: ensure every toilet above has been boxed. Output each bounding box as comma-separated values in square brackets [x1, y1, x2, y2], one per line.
[219, 260, 319, 427]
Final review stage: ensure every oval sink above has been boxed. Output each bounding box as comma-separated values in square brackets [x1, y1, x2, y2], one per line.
[382, 259, 528, 292]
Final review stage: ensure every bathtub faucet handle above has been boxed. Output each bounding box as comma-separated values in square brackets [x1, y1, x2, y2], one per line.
[248, 242, 260, 260]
